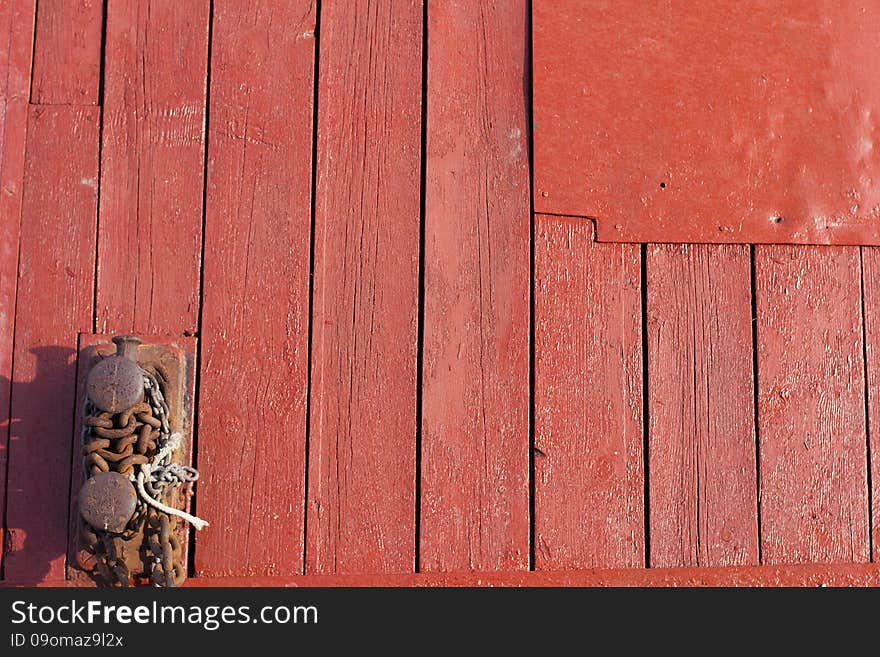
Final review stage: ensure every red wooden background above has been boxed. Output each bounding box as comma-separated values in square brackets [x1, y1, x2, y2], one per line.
[0, 0, 877, 586]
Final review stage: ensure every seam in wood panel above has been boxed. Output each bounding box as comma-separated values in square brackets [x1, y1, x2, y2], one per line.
[414, 0, 427, 574]
[859, 247, 874, 561]
[188, 0, 214, 578]
[526, 0, 536, 572]
[749, 245, 763, 564]
[302, 0, 321, 577]
[25, 0, 36, 103]
[641, 244, 651, 568]
[90, 0, 108, 335]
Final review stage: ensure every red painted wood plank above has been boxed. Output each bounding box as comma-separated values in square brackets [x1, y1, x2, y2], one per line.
[30, 0, 102, 105]
[306, 0, 421, 574]
[755, 245, 870, 564]
[195, 0, 315, 578]
[0, 0, 35, 576]
[860, 247, 880, 558]
[4, 105, 99, 581]
[95, 1, 209, 335]
[6, 562, 880, 587]
[533, 216, 644, 569]
[533, 1, 880, 246]
[421, 0, 531, 572]
[646, 244, 759, 567]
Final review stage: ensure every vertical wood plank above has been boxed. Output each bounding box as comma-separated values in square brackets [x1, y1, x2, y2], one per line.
[646, 244, 759, 567]
[533, 216, 644, 569]
[0, 0, 36, 575]
[4, 106, 99, 581]
[195, 0, 316, 577]
[30, 0, 102, 105]
[306, 0, 421, 574]
[858, 247, 880, 559]
[95, 1, 209, 335]
[756, 245, 870, 564]
[420, 0, 531, 572]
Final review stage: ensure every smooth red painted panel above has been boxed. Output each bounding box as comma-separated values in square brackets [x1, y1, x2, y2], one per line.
[0, 0, 35, 575]
[4, 106, 99, 581]
[756, 246, 870, 563]
[421, 0, 531, 572]
[31, 0, 102, 104]
[306, 0, 421, 574]
[533, 1, 880, 245]
[646, 244, 759, 567]
[195, 0, 315, 577]
[95, 1, 209, 335]
[860, 246, 880, 559]
[533, 216, 644, 569]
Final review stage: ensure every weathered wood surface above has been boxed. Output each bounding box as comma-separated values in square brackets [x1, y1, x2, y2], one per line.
[4, 106, 99, 581]
[755, 245, 870, 564]
[30, 0, 102, 105]
[11, 563, 880, 588]
[646, 244, 759, 567]
[95, 0, 209, 335]
[306, 0, 422, 574]
[195, 0, 316, 577]
[0, 0, 36, 576]
[420, 0, 531, 573]
[533, 216, 644, 569]
[857, 246, 880, 559]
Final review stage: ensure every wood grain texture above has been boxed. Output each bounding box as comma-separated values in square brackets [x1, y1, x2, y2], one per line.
[860, 246, 880, 559]
[533, 216, 644, 569]
[420, 0, 531, 572]
[30, 0, 102, 105]
[95, 0, 209, 335]
[195, 0, 315, 577]
[4, 106, 99, 581]
[0, 0, 36, 576]
[646, 244, 759, 567]
[755, 245, 870, 564]
[306, 0, 421, 574]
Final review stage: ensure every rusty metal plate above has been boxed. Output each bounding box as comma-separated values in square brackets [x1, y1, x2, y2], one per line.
[66, 334, 197, 584]
[533, 1, 880, 244]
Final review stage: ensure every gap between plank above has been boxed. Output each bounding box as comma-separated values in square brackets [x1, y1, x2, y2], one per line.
[414, 0, 428, 574]
[859, 247, 874, 561]
[525, 0, 536, 572]
[749, 245, 763, 564]
[301, 0, 322, 576]
[188, 0, 215, 577]
[640, 244, 651, 568]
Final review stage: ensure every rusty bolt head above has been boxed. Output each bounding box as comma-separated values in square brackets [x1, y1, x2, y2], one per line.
[78, 472, 138, 534]
[86, 355, 144, 412]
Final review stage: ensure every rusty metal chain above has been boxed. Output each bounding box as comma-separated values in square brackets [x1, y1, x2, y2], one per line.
[78, 366, 195, 587]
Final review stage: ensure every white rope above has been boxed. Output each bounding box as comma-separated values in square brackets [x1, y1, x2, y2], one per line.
[135, 433, 210, 531]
